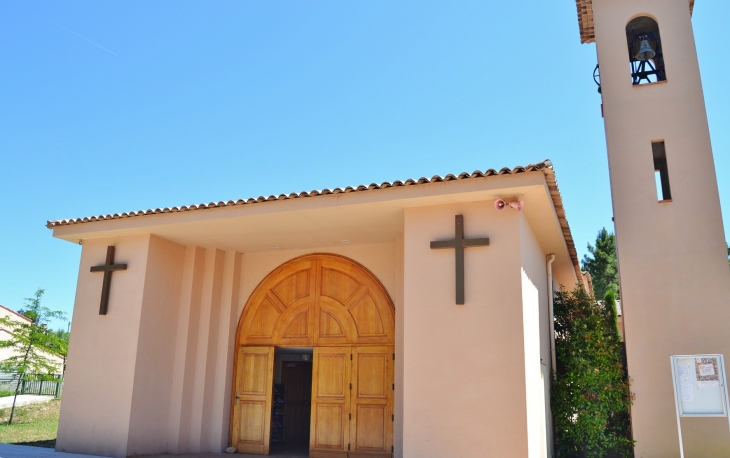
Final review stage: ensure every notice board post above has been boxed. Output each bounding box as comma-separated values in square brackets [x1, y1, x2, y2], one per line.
[670, 354, 730, 458]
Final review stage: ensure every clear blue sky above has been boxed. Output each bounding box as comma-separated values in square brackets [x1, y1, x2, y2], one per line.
[1, 1, 728, 329]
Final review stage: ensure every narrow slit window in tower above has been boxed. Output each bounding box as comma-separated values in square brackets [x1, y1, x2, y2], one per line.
[652, 141, 671, 201]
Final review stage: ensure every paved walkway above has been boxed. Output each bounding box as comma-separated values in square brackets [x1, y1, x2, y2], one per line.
[0, 443, 309, 458]
[0, 444, 107, 458]
[156, 444, 308, 458]
[0, 396, 55, 409]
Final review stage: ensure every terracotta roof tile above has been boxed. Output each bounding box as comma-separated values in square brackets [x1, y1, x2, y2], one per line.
[46, 159, 585, 286]
[47, 160, 553, 228]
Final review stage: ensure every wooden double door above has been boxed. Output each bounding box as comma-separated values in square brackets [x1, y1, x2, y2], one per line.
[232, 254, 395, 457]
[233, 345, 394, 458]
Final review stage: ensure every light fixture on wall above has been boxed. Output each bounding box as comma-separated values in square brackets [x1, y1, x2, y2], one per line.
[494, 199, 524, 211]
[271, 245, 279, 249]
[341, 240, 350, 244]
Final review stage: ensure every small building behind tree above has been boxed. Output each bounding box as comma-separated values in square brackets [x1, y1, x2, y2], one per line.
[0, 304, 66, 376]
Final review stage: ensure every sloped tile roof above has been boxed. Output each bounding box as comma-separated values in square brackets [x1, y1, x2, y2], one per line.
[47, 160, 552, 228]
[46, 159, 584, 285]
[575, 0, 695, 44]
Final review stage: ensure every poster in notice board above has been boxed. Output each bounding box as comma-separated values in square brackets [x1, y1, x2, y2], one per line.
[671, 354, 729, 417]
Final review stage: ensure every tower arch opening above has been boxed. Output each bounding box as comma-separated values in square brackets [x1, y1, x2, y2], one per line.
[626, 16, 667, 85]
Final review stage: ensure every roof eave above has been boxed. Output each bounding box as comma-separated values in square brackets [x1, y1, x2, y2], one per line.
[47, 161, 555, 229]
[47, 159, 584, 288]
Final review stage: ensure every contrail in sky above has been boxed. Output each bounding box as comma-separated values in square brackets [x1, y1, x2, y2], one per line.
[54, 22, 119, 56]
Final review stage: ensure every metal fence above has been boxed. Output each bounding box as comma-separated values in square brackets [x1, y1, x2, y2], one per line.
[0, 373, 63, 398]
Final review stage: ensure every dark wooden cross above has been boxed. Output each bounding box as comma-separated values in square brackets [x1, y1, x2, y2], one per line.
[90, 246, 127, 315]
[430, 215, 489, 304]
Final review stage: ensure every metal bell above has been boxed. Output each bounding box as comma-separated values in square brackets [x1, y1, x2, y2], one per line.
[636, 39, 656, 61]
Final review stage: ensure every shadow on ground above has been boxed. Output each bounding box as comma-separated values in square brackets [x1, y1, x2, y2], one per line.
[14, 440, 55, 449]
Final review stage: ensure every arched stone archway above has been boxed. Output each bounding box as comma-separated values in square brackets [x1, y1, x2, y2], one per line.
[231, 254, 395, 457]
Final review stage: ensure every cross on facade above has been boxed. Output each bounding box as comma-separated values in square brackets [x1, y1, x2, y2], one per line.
[90, 246, 127, 315]
[430, 215, 489, 304]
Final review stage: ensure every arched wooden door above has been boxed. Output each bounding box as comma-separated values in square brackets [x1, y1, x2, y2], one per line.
[231, 254, 395, 458]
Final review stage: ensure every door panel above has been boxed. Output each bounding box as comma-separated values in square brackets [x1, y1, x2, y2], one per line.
[350, 346, 393, 458]
[233, 347, 275, 455]
[238, 254, 395, 347]
[239, 402, 266, 441]
[310, 347, 351, 458]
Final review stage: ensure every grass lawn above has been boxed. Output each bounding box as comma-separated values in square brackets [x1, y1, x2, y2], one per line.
[0, 399, 60, 448]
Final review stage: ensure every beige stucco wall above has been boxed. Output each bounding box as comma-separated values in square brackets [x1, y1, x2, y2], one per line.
[57, 235, 243, 457]
[402, 200, 553, 457]
[57, 234, 151, 457]
[593, 0, 730, 456]
[394, 236, 405, 458]
[519, 212, 551, 458]
[167, 246, 242, 454]
[127, 235, 186, 455]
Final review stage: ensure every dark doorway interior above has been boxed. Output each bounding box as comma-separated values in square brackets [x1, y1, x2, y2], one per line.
[271, 348, 313, 456]
[282, 360, 312, 442]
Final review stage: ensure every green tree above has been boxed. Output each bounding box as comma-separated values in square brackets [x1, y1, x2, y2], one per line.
[582, 228, 619, 299]
[42, 328, 70, 356]
[0, 289, 67, 424]
[603, 290, 622, 342]
[552, 286, 633, 458]
[53, 328, 70, 341]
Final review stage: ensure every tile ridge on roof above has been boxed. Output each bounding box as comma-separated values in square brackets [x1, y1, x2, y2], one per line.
[46, 160, 553, 229]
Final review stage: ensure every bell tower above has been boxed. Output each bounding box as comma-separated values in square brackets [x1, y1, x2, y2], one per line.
[576, 0, 730, 456]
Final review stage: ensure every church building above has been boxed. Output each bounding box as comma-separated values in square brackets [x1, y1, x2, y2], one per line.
[49, 160, 581, 458]
[48, 0, 730, 457]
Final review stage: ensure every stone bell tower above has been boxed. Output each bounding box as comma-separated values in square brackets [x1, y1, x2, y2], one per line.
[575, 0, 730, 456]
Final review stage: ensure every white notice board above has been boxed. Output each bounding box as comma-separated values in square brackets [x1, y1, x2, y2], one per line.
[671, 354, 729, 417]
